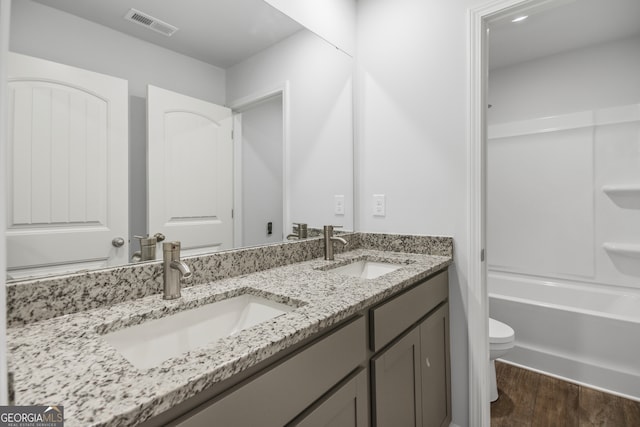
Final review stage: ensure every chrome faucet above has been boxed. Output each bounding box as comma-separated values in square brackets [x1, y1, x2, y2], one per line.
[324, 225, 348, 260]
[131, 232, 165, 262]
[287, 223, 308, 240]
[162, 241, 192, 300]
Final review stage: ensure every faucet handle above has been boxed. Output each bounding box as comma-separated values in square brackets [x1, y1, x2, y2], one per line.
[163, 241, 181, 256]
[133, 235, 160, 261]
[323, 225, 344, 240]
[293, 223, 308, 238]
[134, 235, 154, 244]
[135, 233, 165, 244]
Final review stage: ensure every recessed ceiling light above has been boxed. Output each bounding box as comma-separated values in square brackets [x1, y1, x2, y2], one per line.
[511, 15, 528, 23]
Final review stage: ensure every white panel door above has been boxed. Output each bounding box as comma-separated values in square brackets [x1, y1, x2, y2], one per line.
[147, 85, 233, 255]
[6, 53, 129, 279]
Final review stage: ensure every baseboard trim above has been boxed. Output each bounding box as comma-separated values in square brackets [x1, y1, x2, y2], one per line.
[500, 345, 640, 402]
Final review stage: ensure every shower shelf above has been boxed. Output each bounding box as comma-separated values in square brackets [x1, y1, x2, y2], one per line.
[602, 185, 640, 196]
[603, 243, 640, 258]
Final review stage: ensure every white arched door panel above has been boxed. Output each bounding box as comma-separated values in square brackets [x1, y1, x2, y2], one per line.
[6, 53, 128, 279]
[147, 85, 233, 256]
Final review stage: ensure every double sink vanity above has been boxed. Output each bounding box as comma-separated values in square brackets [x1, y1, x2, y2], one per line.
[7, 233, 453, 426]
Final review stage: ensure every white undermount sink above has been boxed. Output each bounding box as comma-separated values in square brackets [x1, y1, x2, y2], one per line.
[329, 260, 403, 279]
[102, 294, 295, 369]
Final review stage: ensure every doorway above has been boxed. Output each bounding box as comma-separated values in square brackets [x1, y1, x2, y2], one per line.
[470, 0, 640, 424]
[235, 94, 284, 247]
[230, 84, 289, 248]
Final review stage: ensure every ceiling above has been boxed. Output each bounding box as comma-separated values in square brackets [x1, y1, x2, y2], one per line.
[33, 0, 640, 72]
[32, 0, 304, 69]
[489, 0, 640, 70]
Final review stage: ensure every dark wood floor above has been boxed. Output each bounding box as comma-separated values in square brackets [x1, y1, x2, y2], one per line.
[491, 361, 640, 427]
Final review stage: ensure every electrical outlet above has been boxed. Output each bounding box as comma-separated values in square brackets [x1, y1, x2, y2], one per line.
[373, 194, 385, 217]
[334, 195, 345, 215]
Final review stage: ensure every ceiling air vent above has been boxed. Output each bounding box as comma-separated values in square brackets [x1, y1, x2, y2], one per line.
[124, 9, 178, 37]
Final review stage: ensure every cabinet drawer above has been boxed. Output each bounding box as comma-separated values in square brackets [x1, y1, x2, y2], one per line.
[289, 368, 368, 427]
[175, 316, 366, 427]
[370, 270, 447, 352]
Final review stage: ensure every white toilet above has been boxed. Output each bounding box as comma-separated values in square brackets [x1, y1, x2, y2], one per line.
[489, 317, 515, 402]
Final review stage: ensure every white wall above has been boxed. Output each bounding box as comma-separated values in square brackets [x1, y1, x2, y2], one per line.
[9, 0, 226, 102]
[241, 96, 284, 246]
[0, 0, 10, 405]
[356, 0, 498, 425]
[488, 34, 640, 124]
[264, 0, 356, 56]
[227, 30, 354, 232]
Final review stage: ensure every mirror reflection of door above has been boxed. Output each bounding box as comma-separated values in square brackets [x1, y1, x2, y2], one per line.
[147, 85, 233, 257]
[238, 95, 284, 247]
[6, 53, 129, 279]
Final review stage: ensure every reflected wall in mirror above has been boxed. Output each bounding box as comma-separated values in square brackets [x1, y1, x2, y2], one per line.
[6, 0, 354, 280]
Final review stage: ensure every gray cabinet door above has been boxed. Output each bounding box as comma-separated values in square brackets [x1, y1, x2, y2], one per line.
[419, 303, 451, 427]
[292, 369, 368, 427]
[372, 328, 422, 427]
[372, 302, 451, 427]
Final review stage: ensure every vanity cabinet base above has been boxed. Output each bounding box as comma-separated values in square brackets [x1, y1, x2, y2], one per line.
[289, 368, 369, 427]
[149, 269, 450, 427]
[371, 271, 451, 427]
[172, 316, 366, 427]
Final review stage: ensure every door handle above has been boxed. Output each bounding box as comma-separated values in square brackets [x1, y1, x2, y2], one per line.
[112, 237, 126, 248]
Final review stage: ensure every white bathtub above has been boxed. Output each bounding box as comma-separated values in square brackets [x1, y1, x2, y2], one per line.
[489, 271, 640, 401]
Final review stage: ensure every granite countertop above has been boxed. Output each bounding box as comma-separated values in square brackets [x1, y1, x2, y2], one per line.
[8, 249, 451, 426]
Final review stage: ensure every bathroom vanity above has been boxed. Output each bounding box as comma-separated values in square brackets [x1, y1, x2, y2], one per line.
[6, 233, 452, 426]
[152, 271, 449, 427]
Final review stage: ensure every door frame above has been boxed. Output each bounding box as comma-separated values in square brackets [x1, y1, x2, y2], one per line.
[0, 0, 10, 405]
[229, 82, 290, 248]
[467, 0, 563, 424]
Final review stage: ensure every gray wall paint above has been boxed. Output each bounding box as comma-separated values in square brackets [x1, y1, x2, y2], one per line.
[0, 0, 11, 405]
[129, 96, 147, 259]
[10, 0, 226, 102]
[489, 34, 640, 124]
[356, 0, 494, 424]
[264, 0, 356, 56]
[227, 30, 354, 232]
[241, 96, 284, 247]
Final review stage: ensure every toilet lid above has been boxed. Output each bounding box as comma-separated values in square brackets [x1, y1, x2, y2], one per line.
[489, 318, 514, 344]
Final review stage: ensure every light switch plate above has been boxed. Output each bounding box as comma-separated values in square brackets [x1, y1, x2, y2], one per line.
[334, 195, 345, 215]
[373, 194, 386, 217]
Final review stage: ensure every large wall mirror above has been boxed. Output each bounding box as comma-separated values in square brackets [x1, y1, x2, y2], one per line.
[6, 0, 354, 280]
